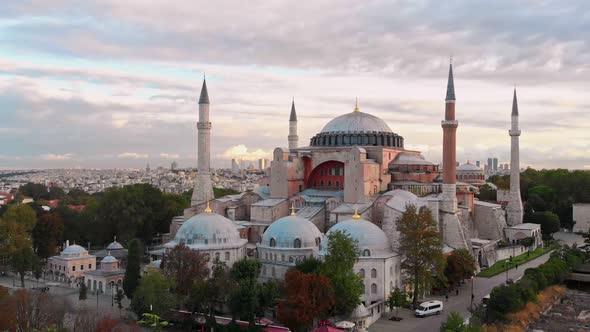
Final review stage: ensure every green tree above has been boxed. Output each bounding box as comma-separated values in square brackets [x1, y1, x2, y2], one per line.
[488, 284, 522, 320]
[115, 286, 125, 317]
[257, 280, 281, 316]
[294, 256, 324, 274]
[440, 311, 478, 332]
[397, 204, 444, 307]
[189, 259, 235, 316]
[138, 312, 169, 332]
[18, 183, 49, 201]
[130, 271, 176, 317]
[79, 282, 88, 301]
[445, 249, 477, 288]
[2, 203, 37, 232]
[476, 184, 496, 201]
[32, 213, 64, 258]
[229, 259, 262, 321]
[531, 211, 560, 240]
[123, 238, 142, 299]
[386, 288, 410, 318]
[321, 230, 363, 316]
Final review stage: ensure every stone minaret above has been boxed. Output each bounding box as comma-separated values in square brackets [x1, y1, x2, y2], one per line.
[191, 77, 214, 208]
[507, 89, 523, 226]
[288, 99, 298, 150]
[441, 62, 458, 213]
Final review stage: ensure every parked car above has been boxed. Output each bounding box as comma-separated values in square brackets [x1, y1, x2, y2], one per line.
[415, 300, 443, 317]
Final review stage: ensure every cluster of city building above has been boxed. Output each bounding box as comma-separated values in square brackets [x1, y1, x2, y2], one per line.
[0, 166, 267, 200]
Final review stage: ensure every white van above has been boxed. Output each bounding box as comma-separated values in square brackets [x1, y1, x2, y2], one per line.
[415, 300, 443, 317]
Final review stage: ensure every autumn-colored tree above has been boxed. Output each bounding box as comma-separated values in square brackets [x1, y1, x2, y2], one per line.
[33, 213, 64, 258]
[0, 289, 70, 331]
[95, 316, 120, 332]
[396, 204, 444, 307]
[161, 243, 209, 297]
[277, 269, 335, 331]
[445, 248, 477, 288]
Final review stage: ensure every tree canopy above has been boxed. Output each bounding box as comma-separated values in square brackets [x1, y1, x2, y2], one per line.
[396, 204, 444, 306]
[161, 243, 209, 296]
[123, 238, 143, 299]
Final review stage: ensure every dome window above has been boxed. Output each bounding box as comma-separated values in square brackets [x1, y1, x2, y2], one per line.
[363, 249, 371, 257]
[270, 238, 276, 247]
[294, 238, 302, 248]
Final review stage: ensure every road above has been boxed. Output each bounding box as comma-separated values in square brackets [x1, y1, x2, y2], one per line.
[370, 246, 554, 331]
[370, 232, 585, 331]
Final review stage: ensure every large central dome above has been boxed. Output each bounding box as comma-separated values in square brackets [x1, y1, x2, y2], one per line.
[320, 111, 393, 134]
[309, 106, 404, 148]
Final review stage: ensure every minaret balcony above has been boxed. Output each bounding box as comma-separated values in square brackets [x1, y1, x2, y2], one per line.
[509, 129, 521, 136]
[441, 120, 458, 128]
[197, 122, 212, 130]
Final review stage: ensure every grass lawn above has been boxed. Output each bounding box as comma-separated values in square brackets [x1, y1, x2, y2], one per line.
[478, 245, 555, 278]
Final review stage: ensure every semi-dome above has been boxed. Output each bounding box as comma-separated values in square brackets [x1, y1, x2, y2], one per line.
[322, 214, 392, 256]
[260, 215, 322, 249]
[320, 111, 393, 134]
[165, 212, 246, 249]
[62, 244, 87, 255]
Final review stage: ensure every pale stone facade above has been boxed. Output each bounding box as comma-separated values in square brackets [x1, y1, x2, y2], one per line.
[47, 242, 96, 285]
[573, 203, 590, 233]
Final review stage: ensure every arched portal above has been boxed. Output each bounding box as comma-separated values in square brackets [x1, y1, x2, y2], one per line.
[306, 161, 345, 190]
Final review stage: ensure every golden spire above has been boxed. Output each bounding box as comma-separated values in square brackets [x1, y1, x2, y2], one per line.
[354, 97, 360, 112]
[352, 208, 361, 220]
[204, 200, 212, 213]
[290, 202, 296, 216]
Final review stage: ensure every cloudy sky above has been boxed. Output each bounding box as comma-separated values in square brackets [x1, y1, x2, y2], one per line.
[0, 0, 588, 170]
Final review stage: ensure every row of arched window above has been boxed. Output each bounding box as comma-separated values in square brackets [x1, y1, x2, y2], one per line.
[361, 283, 378, 294]
[359, 268, 378, 279]
[269, 238, 302, 248]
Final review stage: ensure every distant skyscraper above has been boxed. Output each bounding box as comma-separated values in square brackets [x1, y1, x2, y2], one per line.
[475, 160, 480, 168]
[258, 158, 265, 170]
[487, 158, 493, 170]
[231, 158, 240, 171]
[171, 161, 178, 171]
[493, 158, 498, 171]
[264, 159, 270, 170]
[146, 163, 150, 172]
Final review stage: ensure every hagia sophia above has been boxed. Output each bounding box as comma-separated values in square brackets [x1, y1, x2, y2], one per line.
[154, 63, 542, 327]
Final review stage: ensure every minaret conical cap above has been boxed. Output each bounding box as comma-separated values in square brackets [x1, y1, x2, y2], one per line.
[290, 98, 297, 121]
[199, 77, 210, 104]
[512, 88, 518, 116]
[445, 62, 456, 101]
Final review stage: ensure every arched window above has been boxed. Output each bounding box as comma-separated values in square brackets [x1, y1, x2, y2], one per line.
[359, 269, 365, 278]
[363, 249, 371, 257]
[294, 238, 302, 248]
[371, 283, 377, 294]
[281, 254, 285, 261]
[361, 283, 366, 294]
[215, 252, 220, 260]
[271, 267, 276, 277]
[328, 180, 332, 187]
[270, 238, 276, 247]
[320, 180, 324, 187]
[371, 268, 377, 278]
[262, 265, 267, 275]
[225, 252, 230, 261]
[335, 180, 340, 188]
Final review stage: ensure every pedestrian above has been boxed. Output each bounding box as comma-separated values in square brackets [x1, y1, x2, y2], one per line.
[445, 294, 449, 302]
[456, 289, 459, 296]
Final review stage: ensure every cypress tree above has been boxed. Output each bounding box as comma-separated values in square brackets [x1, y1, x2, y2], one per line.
[123, 238, 142, 299]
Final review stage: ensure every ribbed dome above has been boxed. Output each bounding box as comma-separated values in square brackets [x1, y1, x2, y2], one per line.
[106, 241, 124, 250]
[165, 212, 246, 249]
[320, 111, 392, 134]
[323, 217, 392, 255]
[260, 215, 322, 249]
[62, 244, 87, 255]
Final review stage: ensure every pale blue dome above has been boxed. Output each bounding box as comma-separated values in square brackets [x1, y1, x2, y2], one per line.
[165, 212, 245, 249]
[320, 111, 392, 134]
[323, 217, 392, 255]
[101, 255, 117, 264]
[260, 215, 322, 249]
[106, 241, 124, 250]
[62, 244, 87, 255]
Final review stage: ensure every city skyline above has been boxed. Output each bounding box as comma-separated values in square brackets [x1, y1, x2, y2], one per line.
[1, 1, 589, 170]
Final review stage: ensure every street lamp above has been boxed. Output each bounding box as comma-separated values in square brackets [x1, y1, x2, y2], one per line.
[470, 276, 475, 311]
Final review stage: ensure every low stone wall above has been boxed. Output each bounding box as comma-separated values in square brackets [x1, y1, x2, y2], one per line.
[495, 245, 526, 262]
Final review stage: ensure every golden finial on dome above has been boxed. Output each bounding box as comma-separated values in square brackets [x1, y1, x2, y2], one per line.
[290, 202, 296, 216]
[352, 208, 361, 220]
[204, 200, 212, 213]
[354, 97, 360, 112]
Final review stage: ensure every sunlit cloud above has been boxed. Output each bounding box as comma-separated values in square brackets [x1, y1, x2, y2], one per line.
[217, 144, 271, 161]
[117, 152, 148, 159]
[41, 153, 74, 161]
